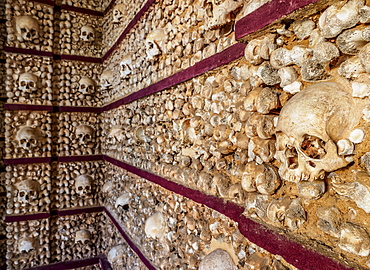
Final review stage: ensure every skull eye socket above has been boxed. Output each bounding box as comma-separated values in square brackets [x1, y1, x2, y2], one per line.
[19, 191, 26, 197]
[82, 31, 87, 36]
[29, 82, 35, 88]
[20, 139, 26, 144]
[300, 135, 326, 159]
[21, 28, 27, 33]
[78, 186, 83, 191]
[286, 147, 298, 169]
[20, 81, 26, 87]
[81, 84, 86, 89]
[30, 29, 37, 37]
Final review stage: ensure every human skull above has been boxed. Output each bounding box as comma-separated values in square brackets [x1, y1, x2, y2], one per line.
[100, 70, 115, 91]
[80, 25, 95, 42]
[75, 125, 95, 145]
[75, 229, 92, 244]
[115, 193, 130, 210]
[113, 4, 126, 23]
[120, 55, 133, 79]
[18, 237, 37, 253]
[15, 16, 40, 42]
[14, 180, 40, 205]
[145, 212, 166, 239]
[145, 29, 166, 61]
[16, 126, 42, 150]
[18, 73, 38, 94]
[108, 126, 125, 144]
[108, 245, 125, 264]
[204, 0, 243, 30]
[75, 174, 93, 197]
[199, 249, 237, 270]
[78, 76, 96, 95]
[276, 82, 358, 182]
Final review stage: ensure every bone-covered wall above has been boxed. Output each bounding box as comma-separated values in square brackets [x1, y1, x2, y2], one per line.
[3, 0, 370, 269]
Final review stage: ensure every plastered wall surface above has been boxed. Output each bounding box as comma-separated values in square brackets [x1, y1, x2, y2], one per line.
[3, 0, 370, 269]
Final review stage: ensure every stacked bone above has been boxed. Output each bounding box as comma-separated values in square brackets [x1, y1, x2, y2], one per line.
[102, 162, 294, 270]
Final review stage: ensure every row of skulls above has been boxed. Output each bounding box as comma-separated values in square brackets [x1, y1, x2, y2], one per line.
[14, 15, 97, 43]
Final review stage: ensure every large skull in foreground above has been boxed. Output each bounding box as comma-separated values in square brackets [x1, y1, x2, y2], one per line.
[18, 73, 38, 94]
[15, 179, 40, 204]
[75, 229, 92, 244]
[75, 124, 95, 146]
[16, 126, 42, 150]
[15, 16, 40, 42]
[276, 82, 358, 182]
[145, 29, 166, 61]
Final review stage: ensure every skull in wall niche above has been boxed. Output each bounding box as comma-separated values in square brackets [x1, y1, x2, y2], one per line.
[108, 245, 125, 264]
[16, 126, 42, 150]
[78, 76, 96, 95]
[204, 0, 243, 30]
[145, 29, 166, 61]
[75, 174, 93, 197]
[75, 229, 92, 244]
[75, 124, 95, 146]
[18, 73, 38, 95]
[100, 70, 115, 91]
[14, 179, 40, 205]
[120, 55, 133, 79]
[14, 16, 40, 42]
[276, 82, 359, 182]
[113, 4, 126, 23]
[18, 237, 37, 253]
[80, 25, 95, 42]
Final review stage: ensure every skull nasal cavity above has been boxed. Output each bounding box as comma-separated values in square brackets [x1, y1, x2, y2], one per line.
[301, 135, 326, 159]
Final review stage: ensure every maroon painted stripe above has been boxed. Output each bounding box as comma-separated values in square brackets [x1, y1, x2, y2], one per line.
[58, 106, 101, 113]
[60, 5, 104, 16]
[26, 256, 102, 270]
[4, 104, 53, 111]
[102, 0, 156, 62]
[57, 206, 105, 216]
[103, 156, 244, 221]
[5, 213, 50, 222]
[102, 43, 246, 110]
[103, 156, 354, 270]
[58, 155, 103, 162]
[4, 46, 53, 57]
[104, 208, 156, 270]
[235, 0, 320, 40]
[103, 0, 117, 15]
[237, 215, 352, 270]
[4, 157, 52, 165]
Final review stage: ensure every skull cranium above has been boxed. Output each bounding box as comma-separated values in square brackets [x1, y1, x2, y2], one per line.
[100, 70, 115, 91]
[113, 4, 126, 23]
[75, 174, 93, 197]
[120, 55, 133, 79]
[276, 82, 358, 182]
[18, 73, 38, 94]
[204, 0, 243, 30]
[16, 126, 42, 150]
[75, 125, 95, 146]
[108, 126, 125, 144]
[80, 25, 95, 42]
[75, 229, 92, 244]
[15, 16, 40, 42]
[108, 245, 125, 264]
[145, 29, 166, 61]
[14, 179, 40, 205]
[18, 237, 37, 253]
[78, 76, 96, 95]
